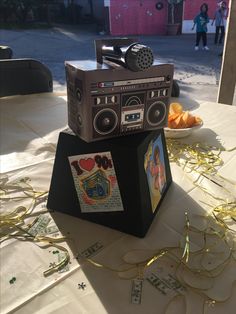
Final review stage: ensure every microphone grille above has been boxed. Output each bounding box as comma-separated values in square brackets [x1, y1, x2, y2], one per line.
[126, 44, 154, 71]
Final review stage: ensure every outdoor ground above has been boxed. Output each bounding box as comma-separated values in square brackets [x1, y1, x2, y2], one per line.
[1, 24, 235, 107]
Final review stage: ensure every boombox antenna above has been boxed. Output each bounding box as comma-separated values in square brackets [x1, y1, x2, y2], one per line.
[95, 38, 154, 72]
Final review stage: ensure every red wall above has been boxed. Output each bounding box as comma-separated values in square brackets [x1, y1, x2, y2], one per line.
[183, 0, 229, 20]
[109, 0, 168, 36]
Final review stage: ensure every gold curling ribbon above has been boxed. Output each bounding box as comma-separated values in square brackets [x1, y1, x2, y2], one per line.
[2, 162, 236, 311]
[0, 176, 70, 276]
[77, 248, 170, 280]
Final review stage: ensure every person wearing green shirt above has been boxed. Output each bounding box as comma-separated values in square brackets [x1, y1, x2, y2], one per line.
[192, 3, 210, 51]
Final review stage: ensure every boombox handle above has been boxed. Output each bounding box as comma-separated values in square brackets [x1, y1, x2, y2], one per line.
[95, 38, 138, 65]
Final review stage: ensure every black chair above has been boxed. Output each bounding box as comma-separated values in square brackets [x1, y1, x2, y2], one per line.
[0, 45, 13, 59]
[0, 59, 53, 97]
[171, 79, 180, 97]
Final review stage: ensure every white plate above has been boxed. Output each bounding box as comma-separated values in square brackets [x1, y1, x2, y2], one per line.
[164, 122, 203, 138]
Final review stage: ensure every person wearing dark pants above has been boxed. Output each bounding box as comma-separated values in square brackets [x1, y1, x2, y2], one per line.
[212, 1, 228, 45]
[192, 3, 210, 51]
[214, 26, 225, 44]
[196, 31, 207, 48]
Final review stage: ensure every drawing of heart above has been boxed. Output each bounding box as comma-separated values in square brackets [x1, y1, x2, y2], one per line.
[79, 158, 95, 171]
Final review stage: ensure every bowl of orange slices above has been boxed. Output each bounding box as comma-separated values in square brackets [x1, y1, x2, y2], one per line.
[164, 103, 203, 138]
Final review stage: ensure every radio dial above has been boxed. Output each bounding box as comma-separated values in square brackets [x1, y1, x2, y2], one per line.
[76, 89, 82, 102]
[77, 114, 82, 126]
[166, 75, 171, 82]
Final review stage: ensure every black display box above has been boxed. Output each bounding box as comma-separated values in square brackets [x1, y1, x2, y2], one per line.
[47, 129, 172, 237]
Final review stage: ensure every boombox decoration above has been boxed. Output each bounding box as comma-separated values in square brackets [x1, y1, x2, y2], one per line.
[65, 38, 174, 143]
[47, 38, 173, 237]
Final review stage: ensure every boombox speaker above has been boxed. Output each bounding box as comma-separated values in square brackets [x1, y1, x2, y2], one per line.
[47, 128, 172, 237]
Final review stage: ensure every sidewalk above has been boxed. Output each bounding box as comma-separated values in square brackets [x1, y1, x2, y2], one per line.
[1, 25, 234, 106]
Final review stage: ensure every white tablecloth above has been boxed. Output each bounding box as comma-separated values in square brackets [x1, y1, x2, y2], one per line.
[0, 93, 236, 314]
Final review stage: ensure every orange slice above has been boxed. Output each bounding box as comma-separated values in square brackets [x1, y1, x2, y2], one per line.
[167, 103, 203, 129]
[168, 112, 180, 122]
[182, 111, 195, 128]
[194, 116, 202, 126]
[169, 102, 183, 115]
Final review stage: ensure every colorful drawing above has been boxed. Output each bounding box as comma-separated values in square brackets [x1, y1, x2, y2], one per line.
[144, 135, 167, 213]
[81, 169, 110, 200]
[68, 152, 124, 213]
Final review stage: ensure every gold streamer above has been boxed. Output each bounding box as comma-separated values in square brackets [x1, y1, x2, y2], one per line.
[182, 212, 190, 263]
[1, 138, 236, 311]
[77, 248, 170, 280]
[75, 139, 236, 311]
[0, 176, 70, 276]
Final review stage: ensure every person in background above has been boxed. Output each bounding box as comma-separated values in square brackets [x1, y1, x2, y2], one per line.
[212, 1, 228, 45]
[192, 3, 210, 51]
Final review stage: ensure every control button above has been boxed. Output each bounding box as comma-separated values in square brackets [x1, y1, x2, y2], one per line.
[106, 96, 116, 104]
[150, 91, 155, 98]
[160, 89, 167, 97]
[94, 97, 101, 105]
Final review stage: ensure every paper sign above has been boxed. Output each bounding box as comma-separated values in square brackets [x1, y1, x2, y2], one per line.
[68, 152, 124, 213]
[144, 135, 167, 212]
[131, 279, 143, 304]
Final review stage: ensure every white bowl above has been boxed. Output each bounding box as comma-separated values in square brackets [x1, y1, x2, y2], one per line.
[164, 122, 203, 138]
